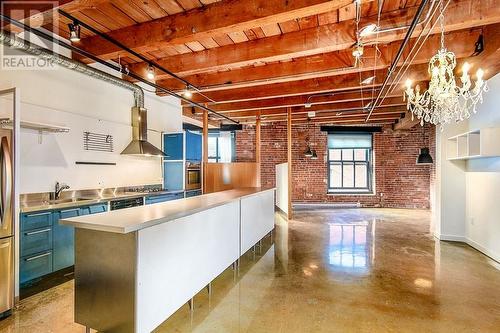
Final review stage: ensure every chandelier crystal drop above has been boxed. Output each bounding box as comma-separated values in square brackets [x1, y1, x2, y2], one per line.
[404, 2, 488, 129]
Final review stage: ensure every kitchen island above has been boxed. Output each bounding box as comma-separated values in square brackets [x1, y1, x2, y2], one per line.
[61, 187, 275, 333]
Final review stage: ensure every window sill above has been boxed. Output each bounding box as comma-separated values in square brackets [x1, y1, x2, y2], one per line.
[327, 191, 375, 196]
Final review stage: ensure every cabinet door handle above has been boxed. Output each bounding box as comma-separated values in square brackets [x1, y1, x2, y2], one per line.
[26, 212, 51, 217]
[25, 252, 51, 261]
[25, 228, 51, 236]
[60, 208, 80, 214]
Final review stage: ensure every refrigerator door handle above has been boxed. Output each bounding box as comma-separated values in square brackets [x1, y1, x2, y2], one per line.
[0, 137, 12, 229]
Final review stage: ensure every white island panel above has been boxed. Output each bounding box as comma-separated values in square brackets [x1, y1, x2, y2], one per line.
[240, 189, 275, 255]
[136, 201, 240, 333]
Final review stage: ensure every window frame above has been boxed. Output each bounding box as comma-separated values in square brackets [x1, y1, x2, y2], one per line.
[327, 134, 374, 194]
[207, 131, 236, 163]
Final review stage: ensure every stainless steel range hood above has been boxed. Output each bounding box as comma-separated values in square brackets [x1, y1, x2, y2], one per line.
[121, 107, 167, 157]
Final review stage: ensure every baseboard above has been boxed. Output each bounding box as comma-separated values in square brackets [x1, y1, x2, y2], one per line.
[435, 233, 500, 263]
[293, 202, 361, 210]
[465, 238, 500, 263]
[435, 233, 466, 242]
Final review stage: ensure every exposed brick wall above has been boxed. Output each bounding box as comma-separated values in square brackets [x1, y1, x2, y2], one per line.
[235, 122, 436, 209]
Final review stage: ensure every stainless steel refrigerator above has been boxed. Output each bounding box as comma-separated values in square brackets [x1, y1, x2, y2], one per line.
[0, 126, 14, 318]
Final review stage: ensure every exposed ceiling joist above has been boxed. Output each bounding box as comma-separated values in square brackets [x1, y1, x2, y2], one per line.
[128, 0, 500, 79]
[221, 99, 406, 118]
[76, 0, 368, 60]
[159, 28, 481, 90]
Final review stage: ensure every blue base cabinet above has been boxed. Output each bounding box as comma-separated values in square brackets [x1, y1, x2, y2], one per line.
[20, 203, 108, 285]
[52, 208, 80, 272]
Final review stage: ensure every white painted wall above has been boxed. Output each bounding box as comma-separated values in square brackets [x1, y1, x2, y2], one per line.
[434, 73, 500, 262]
[0, 63, 182, 193]
[275, 162, 288, 215]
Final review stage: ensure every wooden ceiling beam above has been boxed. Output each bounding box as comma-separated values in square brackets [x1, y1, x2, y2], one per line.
[159, 28, 481, 90]
[223, 100, 406, 118]
[174, 64, 430, 103]
[257, 113, 401, 124]
[76, 0, 365, 61]
[185, 89, 402, 113]
[129, 0, 500, 79]
[2, 0, 107, 31]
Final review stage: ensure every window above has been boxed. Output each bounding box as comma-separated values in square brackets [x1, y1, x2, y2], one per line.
[208, 131, 235, 163]
[327, 133, 373, 193]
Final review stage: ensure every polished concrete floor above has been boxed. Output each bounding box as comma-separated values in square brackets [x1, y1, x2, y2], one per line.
[1, 208, 499, 333]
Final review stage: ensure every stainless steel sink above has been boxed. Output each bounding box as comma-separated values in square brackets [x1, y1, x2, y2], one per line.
[44, 198, 90, 205]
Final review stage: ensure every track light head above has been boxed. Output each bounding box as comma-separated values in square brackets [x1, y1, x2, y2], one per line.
[68, 21, 81, 43]
[146, 65, 155, 80]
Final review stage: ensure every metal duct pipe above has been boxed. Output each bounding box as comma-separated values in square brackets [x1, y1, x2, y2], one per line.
[0, 30, 144, 108]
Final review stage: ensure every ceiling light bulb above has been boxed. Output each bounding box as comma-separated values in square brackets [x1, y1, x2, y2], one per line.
[183, 89, 193, 98]
[359, 23, 378, 37]
[304, 102, 312, 108]
[352, 44, 364, 58]
[68, 21, 81, 43]
[462, 62, 471, 74]
[476, 68, 484, 80]
[405, 79, 413, 89]
[146, 65, 155, 80]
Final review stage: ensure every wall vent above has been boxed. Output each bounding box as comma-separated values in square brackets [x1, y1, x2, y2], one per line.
[83, 131, 114, 152]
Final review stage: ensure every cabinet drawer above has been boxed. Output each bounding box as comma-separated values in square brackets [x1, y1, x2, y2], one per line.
[21, 211, 52, 231]
[20, 227, 53, 257]
[20, 251, 53, 284]
[80, 203, 108, 215]
[89, 203, 108, 214]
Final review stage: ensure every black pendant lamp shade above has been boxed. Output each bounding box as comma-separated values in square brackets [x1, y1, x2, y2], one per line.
[311, 149, 318, 160]
[416, 148, 433, 165]
[304, 145, 313, 157]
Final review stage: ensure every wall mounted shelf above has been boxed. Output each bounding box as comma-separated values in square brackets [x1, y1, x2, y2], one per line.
[447, 128, 500, 160]
[0, 118, 70, 133]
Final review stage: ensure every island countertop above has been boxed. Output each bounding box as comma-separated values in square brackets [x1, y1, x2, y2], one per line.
[60, 187, 275, 234]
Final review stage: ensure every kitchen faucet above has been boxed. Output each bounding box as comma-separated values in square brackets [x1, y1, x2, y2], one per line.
[53, 182, 70, 200]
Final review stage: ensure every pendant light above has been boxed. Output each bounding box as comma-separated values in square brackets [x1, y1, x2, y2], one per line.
[310, 117, 318, 159]
[416, 125, 433, 165]
[417, 148, 433, 164]
[304, 146, 313, 158]
[311, 149, 318, 160]
[304, 118, 313, 157]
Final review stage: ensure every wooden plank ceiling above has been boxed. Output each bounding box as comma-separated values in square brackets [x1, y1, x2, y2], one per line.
[10, 0, 500, 126]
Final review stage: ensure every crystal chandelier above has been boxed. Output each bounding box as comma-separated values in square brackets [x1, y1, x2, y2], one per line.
[404, 2, 488, 128]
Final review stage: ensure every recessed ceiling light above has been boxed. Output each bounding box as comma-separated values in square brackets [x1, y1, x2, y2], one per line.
[361, 76, 376, 85]
[359, 23, 378, 37]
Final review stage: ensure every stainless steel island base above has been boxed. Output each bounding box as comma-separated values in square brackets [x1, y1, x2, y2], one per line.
[65, 188, 275, 333]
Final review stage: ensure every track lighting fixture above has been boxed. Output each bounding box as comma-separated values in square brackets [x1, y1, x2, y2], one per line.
[183, 86, 193, 98]
[146, 65, 155, 80]
[68, 21, 81, 42]
[361, 76, 375, 85]
[359, 23, 378, 38]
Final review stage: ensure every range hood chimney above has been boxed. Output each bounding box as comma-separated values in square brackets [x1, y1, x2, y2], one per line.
[121, 107, 167, 157]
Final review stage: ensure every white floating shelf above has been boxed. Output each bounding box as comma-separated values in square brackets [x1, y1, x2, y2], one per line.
[447, 128, 500, 160]
[0, 118, 70, 133]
